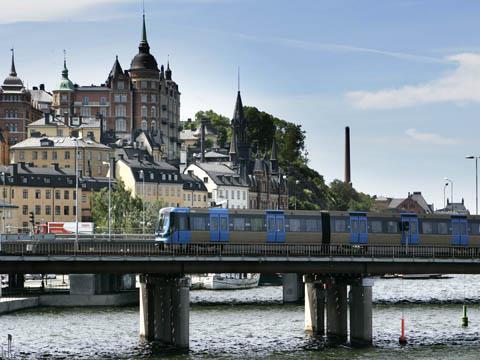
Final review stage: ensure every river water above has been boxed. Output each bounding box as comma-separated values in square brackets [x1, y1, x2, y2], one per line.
[2, 275, 480, 359]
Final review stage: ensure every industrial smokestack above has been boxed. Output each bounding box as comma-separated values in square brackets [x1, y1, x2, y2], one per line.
[200, 117, 209, 163]
[345, 126, 351, 184]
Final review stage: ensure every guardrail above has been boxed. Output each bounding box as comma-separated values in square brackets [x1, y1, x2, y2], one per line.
[1, 242, 479, 260]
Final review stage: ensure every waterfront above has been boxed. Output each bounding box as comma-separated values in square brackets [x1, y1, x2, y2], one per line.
[1, 275, 480, 358]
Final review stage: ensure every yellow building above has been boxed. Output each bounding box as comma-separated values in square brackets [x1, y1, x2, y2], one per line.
[0, 163, 109, 233]
[181, 173, 209, 208]
[28, 113, 102, 141]
[9, 136, 113, 177]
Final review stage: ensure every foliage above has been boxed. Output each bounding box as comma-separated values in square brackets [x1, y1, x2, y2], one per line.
[194, 110, 231, 148]
[91, 180, 164, 234]
[329, 179, 374, 211]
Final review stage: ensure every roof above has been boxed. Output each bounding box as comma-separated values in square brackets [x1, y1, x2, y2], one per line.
[130, 15, 159, 72]
[10, 136, 110, 150]
[29, 89, 53, 104]
[29, 116, 100, 129]
[181, 173, 207, 191]
[192, 162, 249, 187]
[193, 150, 229, 159]
[179, 129, 197, 141]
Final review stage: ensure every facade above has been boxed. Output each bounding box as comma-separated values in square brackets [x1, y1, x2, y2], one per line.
[10, 136, 112, 177]
[181, 173, 208, 208]
[51, 15, 181, 164]
[0, 163, 107, 232]
[27, 113, 102, 141]
[0, 51, 43, 145]
[115, 152, 183, 207]
[184, 162, 249, 209]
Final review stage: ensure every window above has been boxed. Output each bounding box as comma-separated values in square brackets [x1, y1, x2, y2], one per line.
[237, 190, 240, 200]
[35, 190, 41, 199]
[438, 222, 448, 235]
[306, 219, 320, 232]
[233, 217, 245, 231]
[42, 151, 48, 160]
[243, 191, 246, 200]
[121, 94, 127, 102]
[115, 105, 126, 117]
[141, 94, 148, 103]
[334, 219, 346, 232]
[22, 205, 28, 215]
[64, 206, 69, 215]
[151, 120, 157, 133]
[45, 205, 51, 215]
[251, 217, 264, 231]
[386, 221, 398, 233]
[19, 150, 25, 161]
[141, 106, 147, 118]
[61, 95, 68, 102]
[116, 118, 127, 132]
[100, 107, 107, 118]
[151, 106, 157, 118]
[52, 151, 58, 160]
[151, 81, 156, 89]
[151, 94, 157, 103]
[288, 218, 301, 232]
[82, 96, 89, 105]
[141, 81, 147, 89]
[73, 191, 76, 200]
[100, 97, 107, 105]
[55, 190, 61, 200]
[22, 189, 28, 199]
[35, 205, 41, 215]
[191, 215, 207, 230]
[55, 206, 60, 216]
[225, 190, 229, 199]
[64, 151, 70, 160]
[117, 81, 124, 90]
[370, 220, 382, 233]
[32, 151, 38, 160]
[57, 129, 63, 136]
[422, 222, 433, 234]
[80, 107, 91, 117]
[46, 190, 51, 199]
[64, 190, 69, 200]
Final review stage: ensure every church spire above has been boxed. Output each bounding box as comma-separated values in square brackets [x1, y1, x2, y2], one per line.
[166, 60, 172, 80]
[270, 134, 278, 175]
[138, 12, 150, 53]
[229, 125, 239, 165]
[9, 48, 16, 77]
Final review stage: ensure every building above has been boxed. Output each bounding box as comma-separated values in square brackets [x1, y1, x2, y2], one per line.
[27, 113, 102, 141]
[10, 136, 113, 177]
[114, 151, 183, 207]
[0, 163, 108, 232]
[373, 191, 434, 214]
[0, 199, 19, 234]
[51, 15, 181, 164]
[181, 173, 208, 208]
[435, 198, 470, 215]
[29, 84, 53, 112]
[0, 50, 43, 145]
[184, 162, 249, 209]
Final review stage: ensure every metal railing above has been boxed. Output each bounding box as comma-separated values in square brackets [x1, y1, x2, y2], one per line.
[1, 242, 480, 260]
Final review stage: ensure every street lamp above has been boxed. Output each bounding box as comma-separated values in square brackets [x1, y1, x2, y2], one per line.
[443, 182, 449, 211]
[277, 174, 287, 210]
[294, 180, 300, 211]
[444, 177, 454, 213]
[102, 159, 112, 240]
[1, 172, 5, 235]
[74, 137, 80, 249]
[139, 169, 145, 234]
[466, 156, 479, 215]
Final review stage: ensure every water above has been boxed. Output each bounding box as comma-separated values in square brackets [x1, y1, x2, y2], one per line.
[1, 275, 480, 359]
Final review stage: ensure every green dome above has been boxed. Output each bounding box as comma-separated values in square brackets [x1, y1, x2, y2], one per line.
[58, 60, 74, 91]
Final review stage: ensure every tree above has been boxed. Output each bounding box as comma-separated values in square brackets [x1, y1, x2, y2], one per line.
[329, 179, 374, 211]
[194, 110, 231, 148]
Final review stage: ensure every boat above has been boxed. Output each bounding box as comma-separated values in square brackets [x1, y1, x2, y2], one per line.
[397, 274, 444, 280]
[190, 273, 260, 290]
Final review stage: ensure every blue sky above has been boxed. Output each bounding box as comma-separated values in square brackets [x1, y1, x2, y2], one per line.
[1, 0, 480, 211]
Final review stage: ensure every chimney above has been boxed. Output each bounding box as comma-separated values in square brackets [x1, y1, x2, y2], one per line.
[52, 163, 60, 171]
[200, 117, 209, 163]
[32, 86, 38, 90]
[188, 170, 193, 176]
[345, 126, 351, 184]
[39, 84, 45, 91]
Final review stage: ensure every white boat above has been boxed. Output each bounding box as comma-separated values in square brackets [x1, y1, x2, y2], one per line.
[190, 273, 260, 290]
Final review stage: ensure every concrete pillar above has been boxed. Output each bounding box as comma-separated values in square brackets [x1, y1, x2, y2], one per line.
[326, 279, 348, 343]
[304, 280, 325, 336]
[139, 275, 191, 349]
[282, 273, 303, 303]
[349, 278, 373, 347]
[8, 273, 24, 289]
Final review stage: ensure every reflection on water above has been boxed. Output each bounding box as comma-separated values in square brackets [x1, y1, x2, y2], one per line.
[0, 275, 480, 359]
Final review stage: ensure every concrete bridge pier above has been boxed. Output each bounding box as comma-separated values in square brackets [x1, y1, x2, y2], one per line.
[303, 275, 325, 336]
[349, 278, 373, 347]
[139, 274, 191, 349]
[282, 273, 304, 303]
[326, 278, 348, 344]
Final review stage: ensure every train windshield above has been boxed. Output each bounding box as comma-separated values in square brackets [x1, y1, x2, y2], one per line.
[157, 208, 172, 235]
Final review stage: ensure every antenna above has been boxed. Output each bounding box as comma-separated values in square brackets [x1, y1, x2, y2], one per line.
[142, 0, 145, 15]
[237, 66, 240, 92]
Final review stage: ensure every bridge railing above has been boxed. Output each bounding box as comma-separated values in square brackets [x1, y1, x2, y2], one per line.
[1, 242, 480, 260]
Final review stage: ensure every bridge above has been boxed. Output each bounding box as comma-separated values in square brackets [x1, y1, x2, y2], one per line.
[2, 239, 480, 349]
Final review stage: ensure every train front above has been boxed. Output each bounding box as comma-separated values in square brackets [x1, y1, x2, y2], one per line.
[155, 207, 174, 243]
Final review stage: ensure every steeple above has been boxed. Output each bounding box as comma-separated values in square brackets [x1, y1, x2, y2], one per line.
[160, 64, 165, 80]
[166, 61, 172, 80]
[140, 13, 149, 51]
[10, 48, 16, 77]
[58, 50, 74, 91]
[130, 13, 158, 72]
[229, 125, 239, 165]
[270, 135, 278, 175]
[232, 91, 246, 144]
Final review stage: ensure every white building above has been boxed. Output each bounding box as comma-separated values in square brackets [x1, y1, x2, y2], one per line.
[184, 162, 249, 209]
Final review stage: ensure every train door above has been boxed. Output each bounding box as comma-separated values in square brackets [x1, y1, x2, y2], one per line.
[349, 213, 368, 244]
[452, 216, 468, 246]
[400, 214, 419, 245]
[209, 209, 229, 242]
[266, 210, 285, 243]
[176, 209, 191, 244]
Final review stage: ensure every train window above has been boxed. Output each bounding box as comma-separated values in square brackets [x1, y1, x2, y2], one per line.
[251, 217, 264, 231]
[334, 219, 346, 232]
[233, 217, 245, 231]
[438, 222, 448, 234]
[211, 217, 219, 231]
[177, 214, 189, 231]
[370, 220, 382, 233]
[386, 221, 398, 233]
[220, 217, 228, 231]
[470, 223, 480, 235]
[305, 219, 320, 232]
[422, 222, 433, 234]
[191, 215, 207, 231]
[288, 218, 301, 232]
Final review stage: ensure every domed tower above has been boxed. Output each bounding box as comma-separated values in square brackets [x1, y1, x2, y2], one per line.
[52, 53, 75, 117]
[129, 14, 160, 135]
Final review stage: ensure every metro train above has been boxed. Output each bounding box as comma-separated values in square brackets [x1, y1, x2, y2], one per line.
[155, 207, 477, 246]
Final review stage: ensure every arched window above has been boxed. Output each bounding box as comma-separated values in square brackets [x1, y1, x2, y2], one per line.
[151, 106, 156, 118]
[151, 120, 157, 133]
[141, 120, 148, 131]
[115, 105, 126, 117]
[141, 105, 147, 118]
[116, 118, 127, 132]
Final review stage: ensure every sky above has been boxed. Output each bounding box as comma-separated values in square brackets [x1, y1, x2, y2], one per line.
[1, 0, 480, 212]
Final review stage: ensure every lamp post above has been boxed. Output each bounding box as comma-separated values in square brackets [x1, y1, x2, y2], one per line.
[294, 180, 300, 211]
[102, 159, 112, 240]
[443, 182, 449, 211]
[74, 137, 79, 248]
[444, 177, 454, 213]
[139, 170, 145, 234]
[1, 172, 5, 235]
[466, 156, 479, 215]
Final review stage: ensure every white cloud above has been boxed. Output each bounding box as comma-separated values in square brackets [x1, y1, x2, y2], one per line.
[405, 128, 458, 145]
[347, 53, 480, 109]
[0, 0, 135, 24]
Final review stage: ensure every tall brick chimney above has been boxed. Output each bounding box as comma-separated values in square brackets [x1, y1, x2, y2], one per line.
[345, 126, 351, 184]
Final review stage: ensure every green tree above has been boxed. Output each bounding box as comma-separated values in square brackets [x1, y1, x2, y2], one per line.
[195, 110, 231, 148]
[329, 179, 373, 211]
